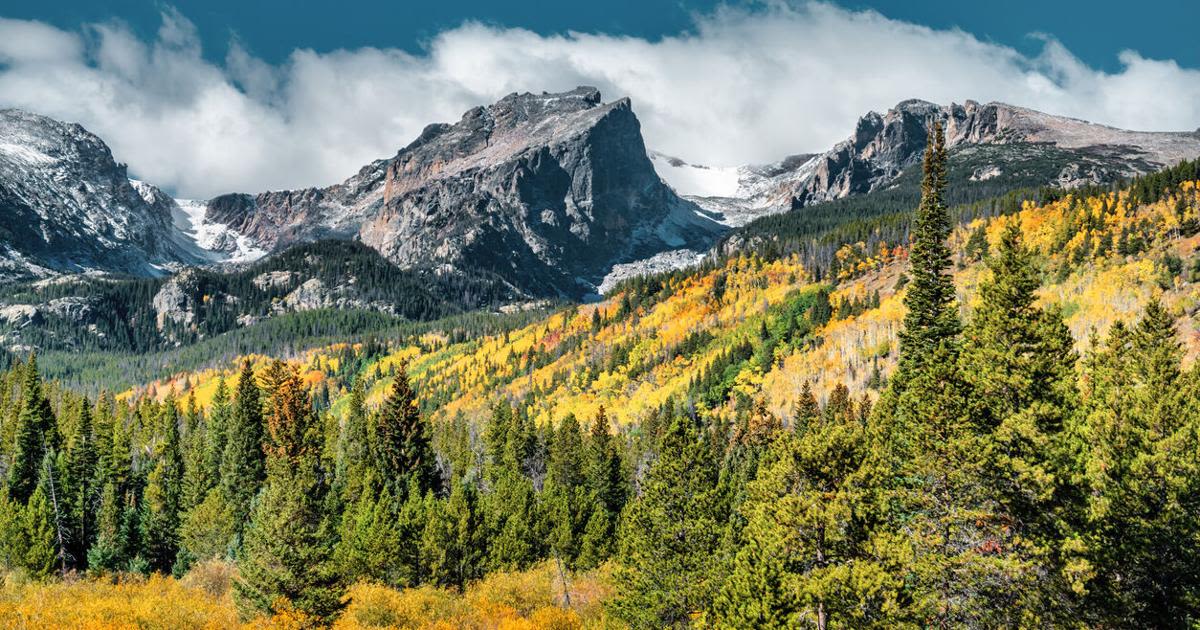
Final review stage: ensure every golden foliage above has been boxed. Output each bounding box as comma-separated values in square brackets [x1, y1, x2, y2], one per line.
[0, 561, 612, 629]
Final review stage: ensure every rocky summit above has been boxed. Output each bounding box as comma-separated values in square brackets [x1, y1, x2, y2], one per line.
[659, 99, 1200, 217]
[0, 109, 213, 282]
[757, 99, 1200, 209]
[206, 87, 722, 297]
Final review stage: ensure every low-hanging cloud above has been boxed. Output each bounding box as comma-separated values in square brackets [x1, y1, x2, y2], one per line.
[0, 3, 1197, 198]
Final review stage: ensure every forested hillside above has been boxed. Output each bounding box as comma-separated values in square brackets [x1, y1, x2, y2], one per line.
[0, 129, 1199, 627]
[0, 240, 519, 355]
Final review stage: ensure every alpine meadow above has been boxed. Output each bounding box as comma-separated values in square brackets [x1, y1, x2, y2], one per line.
[1, 2, 1200, 628]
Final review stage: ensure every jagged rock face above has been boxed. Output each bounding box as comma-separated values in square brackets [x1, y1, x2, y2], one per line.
[756, 99, 1200, 209]
[208, 87, 720, 297]
[152, 269, 199, 331]
[0, 109, 210, 281]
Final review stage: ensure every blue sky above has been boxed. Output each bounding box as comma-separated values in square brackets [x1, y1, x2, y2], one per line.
[4, 0, 1195, 72]
[1, 1, 1197, 197]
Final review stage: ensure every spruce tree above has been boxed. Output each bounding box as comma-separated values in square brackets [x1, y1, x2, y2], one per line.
[8, 355, 56, 504]
[372, 365, 437, 499]
[1074, 303, 1200, 623]
[610, 414, 724, 628]
[142, 398, 183, 574]
[204, 377, 231, 490]
[234, 363, 342, 623]
[220, 360, 265, 542]
[181, 393, 211, 514]
[22, 484, 58, 579]
[895, 122, 959, 384]
[543, 414, 587, 566]
[423, 477, 485, 590]
[583, 406, 625, 564]
[958, 222, 1078, 616]
[65, 399, 98, 569]
[335, 377, 370, 502]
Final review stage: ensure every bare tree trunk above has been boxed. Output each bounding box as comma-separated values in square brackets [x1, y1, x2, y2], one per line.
[554, 550, 572, 608]
[43, 455, 69, 578]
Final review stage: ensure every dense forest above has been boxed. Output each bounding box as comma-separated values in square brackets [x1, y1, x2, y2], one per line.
[1, 127, 1199, 628]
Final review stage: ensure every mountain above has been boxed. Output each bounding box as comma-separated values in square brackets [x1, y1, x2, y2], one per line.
[0, 109, 222, 282]
[123, 159, 1200, 428]
[0, 240, 521, 354]
[204, 87, 722, 298]
[655, 99, 1200, 217]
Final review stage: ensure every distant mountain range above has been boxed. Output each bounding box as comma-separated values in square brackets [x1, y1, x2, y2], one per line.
[654, 98, 1200, 216]
[2, 88, 1199, 303]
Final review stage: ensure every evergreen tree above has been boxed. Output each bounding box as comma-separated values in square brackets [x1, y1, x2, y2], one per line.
[580, 406, 625, 569]
[335, 377, 370, 502]
[895, 122, 959, 384]
[22, 484, 58, 579]
[610, 414, 724, 628]
[422, 477, 485, 590]
[8, 355, 56, 504]
[65, 398, 98, 569]
[791, 380, 819, 429]
[234, 363, 342, 623]
[543, 414, 587, 566]
[372, 365, 438, 499]
[958, 221, 1079, 619]
[142, 398, 183, 574]
[220, 360, 265, 542]
[203, 377, 231, 491]
[1073, 303, 1200, 623]
[181, 393, 210, 514]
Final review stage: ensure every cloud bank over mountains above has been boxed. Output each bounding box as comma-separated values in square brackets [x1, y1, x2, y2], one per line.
[1, 2, 1197, 198]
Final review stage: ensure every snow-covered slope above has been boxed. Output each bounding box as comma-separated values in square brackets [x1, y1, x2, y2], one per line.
[0, 110, 219, 281]
[171, 198, 266, 264]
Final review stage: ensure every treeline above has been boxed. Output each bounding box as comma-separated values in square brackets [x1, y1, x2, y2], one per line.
[0, 352, 632, 624]
[35, 306, 551, 394]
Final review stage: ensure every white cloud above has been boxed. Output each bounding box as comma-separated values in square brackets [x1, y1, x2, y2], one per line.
[0, 3, 1197, 198]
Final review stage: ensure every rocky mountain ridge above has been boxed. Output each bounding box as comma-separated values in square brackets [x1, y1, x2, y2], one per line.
[205, 87, 722, 297]
[0, 109, 226, 282]
[655, 99, 1200, 215]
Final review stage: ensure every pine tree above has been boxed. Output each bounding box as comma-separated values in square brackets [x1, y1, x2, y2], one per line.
[610, 414, 724, 628]
[142, 397, 184, 574]
[543, 414, 587, 566]
[713, 410, 888, 628]
[958, 222, 1079, 618]
[88, 411, 136, 573]
[1073, 302, 1200, 623]
[791, 380, 819, 429]
[895, 122, 959, 384]
[582, 406, 625, 567]
[204, 377, 231, 491]
[335, 477, 401, 585]
[335, 377, 370, 502]
[711, 513, 796, 629]
[234, 363, 342, 623]
[64, 399, 98, 570]
[423, 477, 485, 590]
[8, 355, 56, 504]
[22, 484, 58, 579]
[220, 360, 265, 542]
[372, 365, 438, 499]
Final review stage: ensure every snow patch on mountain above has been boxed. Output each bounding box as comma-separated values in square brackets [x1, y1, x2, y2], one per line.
[171, 197, 266, 264]
[597, 249, 707, 296]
